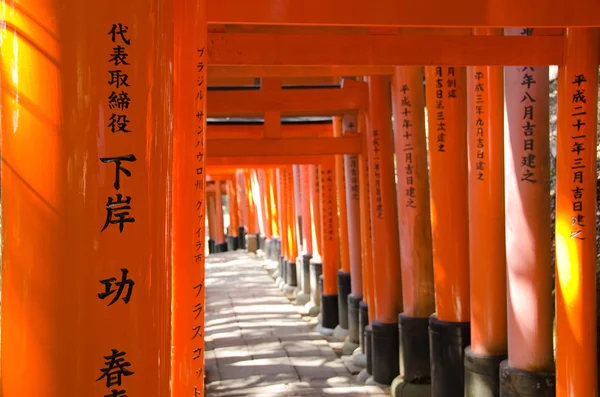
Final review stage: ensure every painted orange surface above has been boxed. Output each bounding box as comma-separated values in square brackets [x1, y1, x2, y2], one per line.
[424, 66, 471, 323]
[504, 27, 554, 373]
[391, 67, 435, 319]
[0, 0, 173, 395]
[309, 164, 323, 261]
[215, 181, 226, 244]
[300, 165, 313, 254]
[320, 157, 340, 295]
[334, 116, 351, 273]
[468, 28, 507, 356]
[343, 114, 363, 296]
[172, 0, 207, 394]
[366, 76, 402, 324]
[359, 150, 375, 322]
[286, 169, 299, 260]
[555, 28, 599, 397]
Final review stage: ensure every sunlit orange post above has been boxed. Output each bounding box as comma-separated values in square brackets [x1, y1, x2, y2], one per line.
[214, 181, 227, 252]
[266, 168, 280, 259]
[293, 165, 304, 255]
[555, 28, 599, 397]
[465, 28, 508, 397]
[258, 169, 270, 250]
[0, 1, 173, 395]
[366, 76, 402, 385]
[284, 168, 300, 290]
[245, 170, 258, 252]
[276, 167, 289, 284]
[343, 113, 364, 349]
[391, 66, 435, 391]
[318, 157, 341, 332]
[333, 116, 352, 337]
[425, 65, 471, 397]
[226, 178, 240, 250]
[499, 27, 556, 397]
[263, 169, 275, 257]
[172, 0, 207, 394]
[309, 164, 324, 311]
[296, 165, 314, 306]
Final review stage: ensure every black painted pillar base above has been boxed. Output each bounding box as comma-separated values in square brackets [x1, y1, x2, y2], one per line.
[237, 226, 246, 249]
[226, 235, 238, 251]
[264, 238, 272, 257]
[464, 346, 507, 397]
[279, 255, 286, 281]
[399, 313, 430, 383]
[365, 325, 373, 374]
[359, 301, 369, 351]
[258, 234, 266, 251]
[274, 238, 282, 260]
[337, 271, 351, 330]
[371, 320, 400, 385]
[301, 254, 312, 295]
[348, 294, 362, 344]
[499, 361, 555, 397]
[321, 293, 340, 329]
[208, 239, 216, 254]
[309, 261, 323, 306]
[216, 242, 228, 253]
[429, 315, 471, 397]
[286, 260, 298, 287]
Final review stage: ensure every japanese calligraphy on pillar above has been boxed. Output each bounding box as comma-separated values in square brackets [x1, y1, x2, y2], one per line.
[434, 66, 458, 154]
[519, 29, 538, 184]
[569, 72, 589, 240]
[343, 115, 360, 201]
[320, 166, 334, 242]
[372, 130, 383, 219]
[102, 23, 136, 233]
[473, 70, 486, 181]
[192, 45, 207, 388]
[399, 84, 416, 208]
[97, 22, 136, 397]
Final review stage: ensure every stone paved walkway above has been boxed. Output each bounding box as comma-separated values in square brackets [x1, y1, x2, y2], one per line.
[204, 251, 391, 397]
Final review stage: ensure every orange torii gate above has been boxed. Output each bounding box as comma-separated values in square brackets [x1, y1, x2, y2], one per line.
[2, 1, 600, 397]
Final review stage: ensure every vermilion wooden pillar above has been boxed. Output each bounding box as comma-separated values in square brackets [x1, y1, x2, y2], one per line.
[334, 116, 352, 334]
[309, 164, 324, 309]
[343, 113, 364, 347]
[366, 76, 402, 385]
[0, 1, 173, 395]
[500, 27, 555, 397]
[172, 0, 207, 393]
[296, 165, 314, 306]
[264, 168, 277, 258]
[465, 28, 507, 397]
[214, 181, 227, 252]
[226, 179, 240, 250]
[236, 170, 248, 249]
[319, 157, 341, 331]
[425, 65, 471, 397]
[391, 66, 435, 388]
[284, 168, 300, 289]
[555, 28, 599, 397]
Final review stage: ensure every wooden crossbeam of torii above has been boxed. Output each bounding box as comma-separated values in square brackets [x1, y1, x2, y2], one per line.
[207, 0, 600, 27]
[207, 80, 367, 117]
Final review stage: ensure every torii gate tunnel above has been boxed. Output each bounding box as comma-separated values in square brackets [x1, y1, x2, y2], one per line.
[2, 0, 600, 396]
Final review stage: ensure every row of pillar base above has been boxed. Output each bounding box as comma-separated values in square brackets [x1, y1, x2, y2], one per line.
[260, 248, 555, 397]
[352, 305, 555, 397]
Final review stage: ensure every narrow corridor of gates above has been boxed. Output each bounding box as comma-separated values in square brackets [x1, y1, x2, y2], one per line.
[2, 2, 600, 397]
